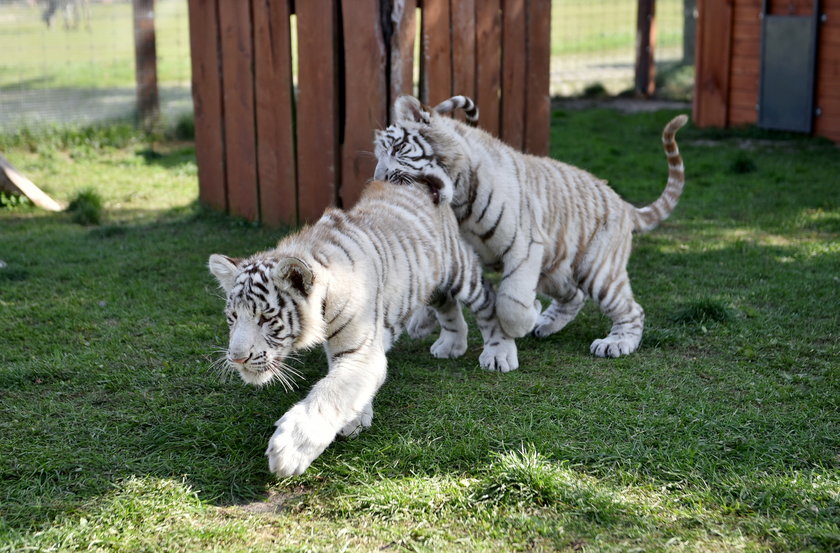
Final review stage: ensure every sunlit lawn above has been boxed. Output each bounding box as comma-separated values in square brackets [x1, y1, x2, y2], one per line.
[0, 0, 190, 90]
[0, 110, 838, 552]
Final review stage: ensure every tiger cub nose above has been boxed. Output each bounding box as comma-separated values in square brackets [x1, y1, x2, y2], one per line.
[228, 353, 251, 365]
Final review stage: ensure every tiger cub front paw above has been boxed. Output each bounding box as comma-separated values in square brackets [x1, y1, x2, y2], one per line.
[266, 405, 335, 477]
[479, 338, 519, 373]
[590, 335, 641, 358]
[496, 295, 541, 338]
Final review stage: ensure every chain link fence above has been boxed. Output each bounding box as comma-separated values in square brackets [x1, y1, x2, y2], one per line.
[0, 0, 191, 131]
[550, 0, 693, 98]
[0, 0, 694, 132]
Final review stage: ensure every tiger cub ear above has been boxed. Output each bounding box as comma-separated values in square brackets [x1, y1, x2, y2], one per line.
[273, 257, 314, 296]
[393, 95, 431, 126]
[208, 254, 241, 293]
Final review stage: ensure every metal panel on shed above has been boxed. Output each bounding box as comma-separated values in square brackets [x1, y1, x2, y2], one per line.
[758, 2, 820, 132]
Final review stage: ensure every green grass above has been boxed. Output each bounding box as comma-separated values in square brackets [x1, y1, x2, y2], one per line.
[1, 111, 838, 552]
[551, 0, 684, 57]
[0, 0, 190, 90]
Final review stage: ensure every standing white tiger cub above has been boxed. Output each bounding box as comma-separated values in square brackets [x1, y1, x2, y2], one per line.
[209, 179, 517, 476]
[374, 95, 688, 358]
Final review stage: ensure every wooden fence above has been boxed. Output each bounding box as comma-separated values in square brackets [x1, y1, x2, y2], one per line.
[187, 0, 551, 226]
[693, 0, 840, 143]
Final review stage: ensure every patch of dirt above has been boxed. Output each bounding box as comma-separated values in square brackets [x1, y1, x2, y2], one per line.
[220, 488, 307, 517]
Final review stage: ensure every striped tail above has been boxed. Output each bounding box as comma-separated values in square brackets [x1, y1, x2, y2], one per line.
[634, 114, 688, 233]
[434, 95, 479, 127]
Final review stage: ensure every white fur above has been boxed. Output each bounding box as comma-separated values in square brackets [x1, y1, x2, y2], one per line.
[375, 96, 687, 357]
[209, 181, 519, 476]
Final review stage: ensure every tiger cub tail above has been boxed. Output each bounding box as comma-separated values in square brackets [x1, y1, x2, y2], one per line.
[634, 114, 689, 233]
[434, 95, 479, 127]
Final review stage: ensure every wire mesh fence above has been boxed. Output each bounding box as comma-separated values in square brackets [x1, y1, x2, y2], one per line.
[0, 0, 191, 131]
[550, 0, 691, 97]
[0, 0, 694, 132]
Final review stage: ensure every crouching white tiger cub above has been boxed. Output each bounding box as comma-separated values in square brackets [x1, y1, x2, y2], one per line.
[374, 95, 688, 358]
[208, 179, 518, 476]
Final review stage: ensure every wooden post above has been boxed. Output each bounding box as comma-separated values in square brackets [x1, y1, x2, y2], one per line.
[341, 0, 388, 208]
[133, 0, 160, 132]
[635, 0, 656, 97]
[451, 0, 476, 105]
[524, 0, 551, 156]
[253, 0, 297, 226]
[692, 0, 733, 127]
[389, 0, 417, 107]
[421, 0, 452, 105]
[475, 0, 502, 136]
[219, 1, 259, 222]
[501, 0, 526, 149]
[296, 0, 339, 223]
[188, 0, 226, 214]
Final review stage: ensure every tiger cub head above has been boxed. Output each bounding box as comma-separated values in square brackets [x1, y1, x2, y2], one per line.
[208, 254, 323, 387]
[373, 95, 467, 205]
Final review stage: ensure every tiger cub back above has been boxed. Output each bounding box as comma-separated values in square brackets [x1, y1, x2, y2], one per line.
[375, 94, 688, 357]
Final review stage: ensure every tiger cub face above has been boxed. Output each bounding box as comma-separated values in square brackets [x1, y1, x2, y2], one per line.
[373, 97, 465, 204]
[209, 254, 315, 387]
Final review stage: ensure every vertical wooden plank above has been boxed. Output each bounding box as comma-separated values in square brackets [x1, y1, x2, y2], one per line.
[133, 0, 160, 132]
[727, 0, 759, 125]
[219, 0, 258, 221]
[814, 5, 840, 143]
[501, 0, 525, 149]
[635, 0, 657, 96]
[475, 0, 501, 136]
[389, 0, 417, 105]
[451, 0, 476, 102]
[187, 0, 226, 213]
[692, 0, 733, 127]
[524, 0, 550, 156]
[296, 0, 339, 223]
[341, 0, 388, 208]
[421, 0, 452, 105]
[253, 0, 296, 227]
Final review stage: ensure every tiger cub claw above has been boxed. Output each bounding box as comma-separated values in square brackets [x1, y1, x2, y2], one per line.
[479, 339, 519, 372]
[430, 334, 468, 359]
[590, 336, 640, 358]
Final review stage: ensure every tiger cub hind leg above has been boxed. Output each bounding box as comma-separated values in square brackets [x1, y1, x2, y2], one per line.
[407, 305, 439, 339]
[462, 278, 519, 373]
[337, 401, 374, 439]
[532, 269, 587, 338]
[429, 294, 469, 359]
[532, 292, 587, 338]
[589, 274, 645, 358]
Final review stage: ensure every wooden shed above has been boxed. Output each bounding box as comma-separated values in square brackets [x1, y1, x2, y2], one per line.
[693, 0, 840, 142]
[187, 0, 551, 227]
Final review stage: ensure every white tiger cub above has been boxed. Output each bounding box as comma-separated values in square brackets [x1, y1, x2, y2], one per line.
[208, 179, 518, 476]
[374, 95, 688, 358]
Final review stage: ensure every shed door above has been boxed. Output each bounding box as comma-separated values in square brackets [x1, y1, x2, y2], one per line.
[758, 1, 820, 133]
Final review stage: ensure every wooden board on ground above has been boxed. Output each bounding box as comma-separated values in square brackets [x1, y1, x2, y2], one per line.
[0, 154, 62, 211]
